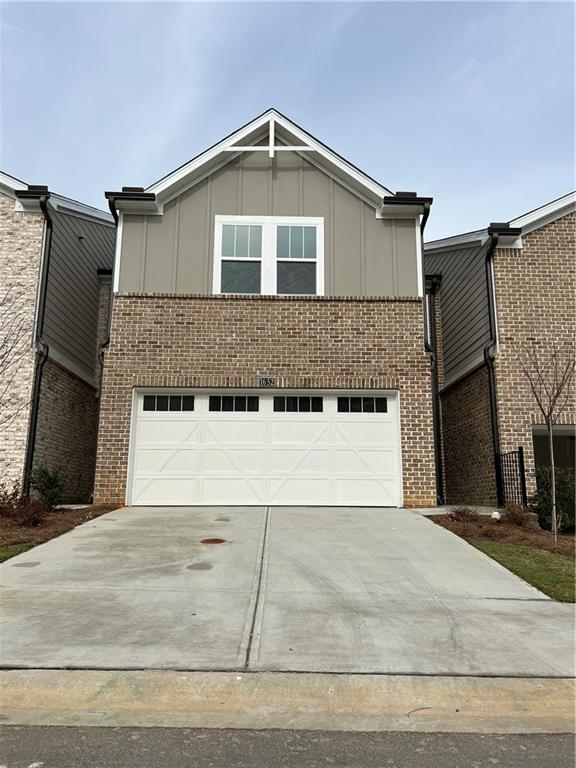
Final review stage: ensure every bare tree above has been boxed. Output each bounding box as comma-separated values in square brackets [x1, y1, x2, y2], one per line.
[520, 340, 575, 542]
[0, 287, 35, 432]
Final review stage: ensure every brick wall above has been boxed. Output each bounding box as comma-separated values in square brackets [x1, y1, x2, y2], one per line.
[440, 365, 498, 506]
[493, 212, 576, 496]
[0, 193, 44, 489]
[94, 294, 437, 507]
[34, 358, 99, 502]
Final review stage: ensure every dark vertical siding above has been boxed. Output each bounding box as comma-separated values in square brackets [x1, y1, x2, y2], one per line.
[425, 244, 490, 386]
[43, 210, 115, 383]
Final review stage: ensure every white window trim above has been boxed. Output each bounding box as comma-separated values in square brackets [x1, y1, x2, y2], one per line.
[213, 215, 324, 296]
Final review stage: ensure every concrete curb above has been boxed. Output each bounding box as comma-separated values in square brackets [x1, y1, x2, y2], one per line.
[1, 670, 573, 734]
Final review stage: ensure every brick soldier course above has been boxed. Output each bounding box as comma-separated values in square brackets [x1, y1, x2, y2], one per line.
[94, 293, 437, 507]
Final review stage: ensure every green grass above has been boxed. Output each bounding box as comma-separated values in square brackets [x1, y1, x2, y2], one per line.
[0, 544, 35, 563]
[472, 540, 575, 603]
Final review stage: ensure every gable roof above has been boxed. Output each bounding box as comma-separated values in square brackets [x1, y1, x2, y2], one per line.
[106, 109, 431, 219]
[425, 191, 576, 253]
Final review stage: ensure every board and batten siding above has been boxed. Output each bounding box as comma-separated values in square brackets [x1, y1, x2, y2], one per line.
[43, 209, 115, 385]
[425, 244, 490, 387]
[118, 151, 420, 297]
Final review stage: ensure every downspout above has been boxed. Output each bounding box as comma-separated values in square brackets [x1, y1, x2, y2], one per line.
[20, 190, 52, 494]
[97, 197, 118, 394]
[483, 227, 503, 505]
[420, 202, 445, 504]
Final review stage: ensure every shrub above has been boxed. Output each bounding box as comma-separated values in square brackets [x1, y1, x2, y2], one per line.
[0, 482, 49, 527]
[28, 463, 66, 509]
[448, 506, 480, 523]
[529, 466, 575, 532]
[502, 503, 531, 527]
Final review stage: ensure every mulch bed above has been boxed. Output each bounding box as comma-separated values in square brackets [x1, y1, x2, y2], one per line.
[432, 514, 575, 559]
[0, 505, 121, 549]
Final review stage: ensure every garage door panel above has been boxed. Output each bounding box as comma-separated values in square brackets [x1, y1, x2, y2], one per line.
[270, 422, 329, 443]
[336, 421, 396, 444]
[132, 477, 198, 505]
[270, 449, 331, 473]
[202, 478, 266, 505]
[336, 479, 397, 506]
[129, 391, 402, 506]
[270, 478, 333, 504]
[138, 420, 200, 444]
[204, 449, 265, 473]
[335, 449, 397, 475]
[206, 422, 265, 443]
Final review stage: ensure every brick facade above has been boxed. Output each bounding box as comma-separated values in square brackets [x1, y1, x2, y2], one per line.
[94, 293, 437, 507]
[440, 365, 498, 506]
[492, 212, 576, 496]
[0, 193, 44, 489]
[34, 359, 99, 502]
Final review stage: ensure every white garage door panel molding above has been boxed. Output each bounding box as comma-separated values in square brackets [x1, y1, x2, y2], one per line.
[127, 391, 403, 507]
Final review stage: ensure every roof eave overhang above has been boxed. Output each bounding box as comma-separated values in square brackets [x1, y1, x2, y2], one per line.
[380, 194, 433, 219]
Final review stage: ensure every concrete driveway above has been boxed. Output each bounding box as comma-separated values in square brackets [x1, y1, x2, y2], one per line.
[0, 507, 573, 676]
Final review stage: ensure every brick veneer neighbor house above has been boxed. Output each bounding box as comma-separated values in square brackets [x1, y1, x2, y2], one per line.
[0, 172, 115, 501]
[425, 192, 575, 506]
[94, 109, 440, 508]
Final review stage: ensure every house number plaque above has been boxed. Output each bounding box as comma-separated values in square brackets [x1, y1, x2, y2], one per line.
[259, 377, 276, 388]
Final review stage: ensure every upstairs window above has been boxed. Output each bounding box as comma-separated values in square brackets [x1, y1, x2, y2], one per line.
[214, 216, 324, 296]
[220, 224, 262, 294]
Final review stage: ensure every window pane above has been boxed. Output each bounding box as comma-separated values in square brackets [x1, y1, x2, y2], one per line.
[311, 397, 323, 412]
[169, 395, 182, 411]
[222, 395, 234, 412]
[221, 261, 261, 294]
[274, 396, 285, 412]
[235, 396, 247, 411]
[277, 226, 290, 259]
[350, 397, 362, 413]
[375, 398, 388, 413]
[182, 396, 195, 411]
[249, 226, 262, 259]
[303, 227, 316, 259]
[277, 262, 316, 295]
[143, 395, 155, 411]
[299, 397, 311, 412]
[337, 397, 349, 413]
[286, 396, 298, 412]
[222, 225, 236, 258]
[247, 396, 259, 412]
[290, 227, 303, 259]
[362, 397, 375, 413]
[235, 226, 249, 257]
[209, 396, 221, 412]
[156, 396, 169, 411]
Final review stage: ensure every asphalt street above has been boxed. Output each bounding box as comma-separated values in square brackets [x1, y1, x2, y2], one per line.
[0, 727, 574, 768]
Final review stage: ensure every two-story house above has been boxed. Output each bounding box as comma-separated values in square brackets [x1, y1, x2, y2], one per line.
[0, 172, 115, 501]
[94, 110, 439, 508]
[425, 192, 575, 507]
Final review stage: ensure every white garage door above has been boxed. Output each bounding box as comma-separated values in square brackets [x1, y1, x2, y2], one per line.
[128, 391, 402, 507]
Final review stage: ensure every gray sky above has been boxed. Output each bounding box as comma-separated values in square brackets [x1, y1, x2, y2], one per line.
[2, 1, 574, 238]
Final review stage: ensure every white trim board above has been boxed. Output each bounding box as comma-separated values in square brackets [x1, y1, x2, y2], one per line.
[146, 110, 393, 205]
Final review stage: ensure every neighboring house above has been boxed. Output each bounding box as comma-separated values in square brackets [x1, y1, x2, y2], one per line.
[94, 109, 440, 508]
[0, 172, 115, 501]
[425, 192, 575, 507]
